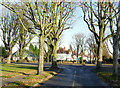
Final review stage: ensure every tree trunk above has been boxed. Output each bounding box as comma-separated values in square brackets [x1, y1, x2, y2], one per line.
[7, 50, 12, 64]
[112, 35, 118, 76]
[51, 42, 58, 68]
[97, 40, 103, 69]
[90, 49, 92, 64]
[81, 53, 83, 64]
[47, 53, 50, 63]
[77, 45, 79, 58]
[47, 46, 51, 63]
[19, 46, 23, 60]
[37, 36, 44, 75]
[112, 1, 120, 76]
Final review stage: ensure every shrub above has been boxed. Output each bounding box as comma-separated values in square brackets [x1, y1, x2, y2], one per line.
[25, 57, 30, 62]
[17, 59, 30, 63]
[16, 59, 23, 63]
[36, 57, 39, 61]
[79, 57, 83, 63]
[16, 60, 21, 63]
[22, 59, 27, 63]
[118, 59, 120, 64]
[11, 60, 16, 63]
[1, 58, 7, 63]
[1, 46, 7, 58]
[104, 57, 113, 64]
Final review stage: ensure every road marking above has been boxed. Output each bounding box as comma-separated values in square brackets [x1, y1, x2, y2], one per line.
[75, 70, 76, 74]
[72, 81, 75, 86]
[72, 70, 76, 86]
[74, 71, 76, 78]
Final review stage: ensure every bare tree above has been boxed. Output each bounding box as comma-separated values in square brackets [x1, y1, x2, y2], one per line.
[57, 34, 64, 48]
[72, 33, 86, 63]
[86, 34, 97, 63]
[81, 2, 118, 69]
[18, 18, 34, 61]
[1, 1, 76, 73]
[107, 2, 120, 76]
[104, 38, 113, 55]
[45, 38, 52, 63]
[1, 2, 58, 75]
[0, 12, 20, 63]
[46, 2, 74, 68]
[45, 34, 63, 63]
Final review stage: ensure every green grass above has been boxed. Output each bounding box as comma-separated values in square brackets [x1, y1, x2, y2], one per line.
[1, 63, 62, 87]
[1, 63, 37, 71]
[0, 63, 37, 78]
[96, 67, 120, 87]
[0, 75, 11, 78]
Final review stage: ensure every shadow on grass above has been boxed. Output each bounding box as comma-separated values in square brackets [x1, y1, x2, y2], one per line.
[1, 63, 62, 72]
[8, 65, 37, 70]
[1, 66, 62, 76]
[2, 82, 30, 88]
[1, 69, 31, 76]
[92, 67, 120, 87]
[44, 67, 63, 75]
[1, 64, 37, 75]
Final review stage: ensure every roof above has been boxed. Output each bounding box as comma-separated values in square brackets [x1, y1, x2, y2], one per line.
[57, 47, 71, 54]
[12, 50, 38, 58]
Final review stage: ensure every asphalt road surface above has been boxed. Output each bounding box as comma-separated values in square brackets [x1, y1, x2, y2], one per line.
[15, 63, 109, 87]
[39, 64, 109, 88]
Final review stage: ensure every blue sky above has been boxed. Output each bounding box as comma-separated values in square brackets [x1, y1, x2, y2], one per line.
[60, 6, 91, 49]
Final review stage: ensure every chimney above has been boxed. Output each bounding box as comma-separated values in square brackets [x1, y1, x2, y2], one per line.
[64, 47, 66, 50]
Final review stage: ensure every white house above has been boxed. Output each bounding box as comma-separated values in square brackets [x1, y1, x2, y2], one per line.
[56, 47, 95, 62]
[57, 52, 73, 61]
[57, 47, 73, 61]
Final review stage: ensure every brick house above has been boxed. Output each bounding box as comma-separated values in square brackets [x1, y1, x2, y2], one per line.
[57, 47, 73, 61]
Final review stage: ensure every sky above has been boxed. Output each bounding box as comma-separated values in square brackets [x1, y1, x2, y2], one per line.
[0, 2, 113, 54]
[59, 7, 91, 49]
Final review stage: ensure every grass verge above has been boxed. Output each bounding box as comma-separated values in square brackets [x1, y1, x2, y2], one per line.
[3, 72, 52, 87]
[0, 63, 37, 78]
[3, 68, 61, 87]
[1, 63, 62, 87]
[93, 67, 120, 87]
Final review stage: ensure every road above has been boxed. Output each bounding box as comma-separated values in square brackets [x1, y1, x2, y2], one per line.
[15, 63, 109, 87]
[38, 64, 109, 88]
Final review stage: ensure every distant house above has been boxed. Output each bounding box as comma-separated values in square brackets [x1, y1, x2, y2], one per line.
[77, 54, 93, 62]
[81, 55, 89, 62]
[12, 50, 38, 61]
[71, 50, 91, 61]
[57, 47, 93, 62]
[57, 47, 73, 61]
